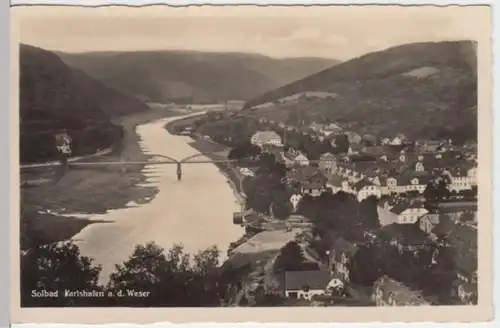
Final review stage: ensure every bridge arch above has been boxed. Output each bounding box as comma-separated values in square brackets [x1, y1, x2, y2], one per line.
[179, 149, 232, 163]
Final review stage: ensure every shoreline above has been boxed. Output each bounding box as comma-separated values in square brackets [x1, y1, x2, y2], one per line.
[164, 118, 245, 204]
[21, 108, 181, 250]
[24, 108, 248, 280]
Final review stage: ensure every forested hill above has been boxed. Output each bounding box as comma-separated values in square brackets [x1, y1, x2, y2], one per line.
[243, 41, 478, 143]
[20, 44, 150, 163]
[57, 50, 339, 104]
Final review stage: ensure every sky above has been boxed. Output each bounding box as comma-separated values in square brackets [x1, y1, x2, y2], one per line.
[12, 4, 489, 60]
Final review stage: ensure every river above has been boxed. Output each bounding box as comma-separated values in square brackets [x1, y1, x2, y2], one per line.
[72, 113, 244, 284]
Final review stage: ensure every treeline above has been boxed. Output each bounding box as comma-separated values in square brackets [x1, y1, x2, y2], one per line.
[20, 122, 124, 163]
[21, 241, 239, 307]
[19, 44, 148, 164]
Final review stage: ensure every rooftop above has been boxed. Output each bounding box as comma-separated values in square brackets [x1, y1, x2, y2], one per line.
[284, 270, 332, 291]
[374, 275, 430, 306]
[375, 224, 431, 246]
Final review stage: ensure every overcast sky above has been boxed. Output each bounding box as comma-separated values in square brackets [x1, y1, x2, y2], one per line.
[13, 5, 488, 60]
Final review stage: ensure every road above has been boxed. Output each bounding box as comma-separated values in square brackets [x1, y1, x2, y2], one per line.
[72, 113, 244, 284]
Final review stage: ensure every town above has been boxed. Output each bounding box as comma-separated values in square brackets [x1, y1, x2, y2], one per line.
[174, 106, 478, 307]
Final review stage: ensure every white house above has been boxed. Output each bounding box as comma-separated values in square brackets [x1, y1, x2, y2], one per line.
[294, 153, 310, 166]
[390, 135, 405, 146]
[405, 177, 428, 194]
[390, 202, 429, 224]
[354, 179, 381, 202]
[326, 274, 345, 295]
[250, 131, 282, 148]
[385, 177, 400, 194]
[239, 167, 255, 177]
[290, 194, 303, 212]
[467, 166, 478, 186]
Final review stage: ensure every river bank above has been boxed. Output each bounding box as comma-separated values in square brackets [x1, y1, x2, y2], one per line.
[164, 118, 245, 203]
[20, 108, 181, 250]
[69, 113, 243, 283]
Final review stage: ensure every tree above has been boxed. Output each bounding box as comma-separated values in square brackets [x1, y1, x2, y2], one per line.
[228, 142, 261, 162]
[270, 192, 293, 220]
[21, 241, 102, 306]
[193, 245, 220, 276]
[423, 179, 451, 202]
[239, 294, 249, 306]
[107, 242, 222, 307]
[257, 153, 277, 174]
[349, 244, 384, 286]
[334, 134, 350, 153]
[274, 241, 308, 272]
[359, 196, 381, 230]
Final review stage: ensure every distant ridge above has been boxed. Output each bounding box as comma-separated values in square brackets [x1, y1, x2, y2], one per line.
[56, 50, 339, 104]
[242, 40, 477, 143]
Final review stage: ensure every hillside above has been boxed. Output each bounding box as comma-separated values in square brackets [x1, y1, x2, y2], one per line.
[243, 41, 478, 143]
[20, 44, 150, 163]
[57, 50, 338, 104]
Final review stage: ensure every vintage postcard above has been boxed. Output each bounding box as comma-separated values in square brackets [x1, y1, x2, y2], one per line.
[10, 3, 493, 324]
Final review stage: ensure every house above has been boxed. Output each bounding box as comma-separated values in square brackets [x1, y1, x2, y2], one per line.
[422, 140, 443, 153]
[318, 152, 337, 172]
[299, 171, 327, 197]
[354, 179, 381, 202]
[345, 131, 362, 144]
[319, 123, 342, 136]
[390, 136, 404, 146]
[375, 224, 433, 253]
[289, 194, 302, 212]
[451, 280, 477, 305]
[294, 153, 310, 166]
[467, 165, 478, 186]
[325, 273, 345, 295]
[398, 172, 431, 194]
[372, 275, 431, 306]
[389, 201, 428, 225]
[250, 131, 282, 148]
[328, 238, 358, 283]
[309, 121, 323, 132]
[55, 131, 72, 155]
[442, 166, 473, 192]
[347, 144, 363, 155]
[239, 167, 256, 177]
[430, 216, 478, 283]
[418, 212, 443, 234]
[362, 146, 386, 156]
[325, 173, 347, 194]
[377, 203, 399, 226]
[283, 270, 332, 300]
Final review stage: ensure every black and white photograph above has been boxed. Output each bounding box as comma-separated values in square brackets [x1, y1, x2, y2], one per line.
[11, 3, 492, 323]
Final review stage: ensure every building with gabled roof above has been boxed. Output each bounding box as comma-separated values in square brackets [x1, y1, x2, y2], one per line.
[374, 224, 433, 253]
[250, 130, 282, 148]
[328, 237, 359, 283]
[318, 152, 337, 172]
[388, 200, 428, 225]
[284, 270, 332, 300]
[372, 275, 431, 306]
[354, 178, 381, 202]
